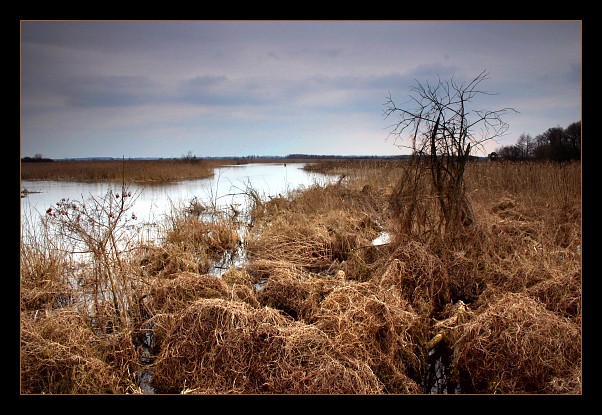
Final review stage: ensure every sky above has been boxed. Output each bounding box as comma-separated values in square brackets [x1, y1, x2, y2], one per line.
[20, 20, 582, 159]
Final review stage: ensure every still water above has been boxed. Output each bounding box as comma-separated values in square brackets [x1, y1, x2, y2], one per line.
[21, 163, 333, 238]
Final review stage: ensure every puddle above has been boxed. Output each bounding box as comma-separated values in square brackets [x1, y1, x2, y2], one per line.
[135, 322, 157, 394]
[422, 343, 461, 394]
[371, 231, 391, 246]
[422, 341, 474, 394]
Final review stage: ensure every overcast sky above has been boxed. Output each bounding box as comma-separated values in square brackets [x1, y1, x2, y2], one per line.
[20, 20, 581, 159]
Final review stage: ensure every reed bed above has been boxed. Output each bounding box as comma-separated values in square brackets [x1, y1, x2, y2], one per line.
[21, 159, 220, 183]
[20, 159, 581, 394]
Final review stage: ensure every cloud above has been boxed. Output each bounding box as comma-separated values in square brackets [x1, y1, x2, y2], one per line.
[63, 75, 158, 107]
[20, 20, 581, 158]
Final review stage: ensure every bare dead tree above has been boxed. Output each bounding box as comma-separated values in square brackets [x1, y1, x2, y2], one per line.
[384, 70, 517, 237]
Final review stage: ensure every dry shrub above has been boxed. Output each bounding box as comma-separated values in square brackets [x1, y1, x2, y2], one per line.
[451, 292, 581, 394]
[151, 298, 383, 394]
[21, 308, 137, 394]
[313, 281, 424, 393]
[146, 271, 229, 315]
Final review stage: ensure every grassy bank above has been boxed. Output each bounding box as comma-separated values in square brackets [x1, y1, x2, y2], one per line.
[19, 157, 347, 183]
[20, 159, 220, 183]
[20, 160, 581, 394]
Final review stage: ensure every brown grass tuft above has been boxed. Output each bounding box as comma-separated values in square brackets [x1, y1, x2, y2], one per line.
[151, 298, 383, 394]
[146, 271, 230, 315]
[20, 308, 138, 394]
[451, 292, 581, 394]
[372, 240, 449, 315]
[313, 281, 424, 393]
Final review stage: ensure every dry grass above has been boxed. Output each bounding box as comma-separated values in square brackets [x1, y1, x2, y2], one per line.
[150, 298, 384, 394]
[140, 214, 241, 278]
[20, 308, 139, 394]
[313, 281, 424, 393]
[21, 159, 219, 183]
[450, 292, 581, 394]
[20, 159, 581, 395]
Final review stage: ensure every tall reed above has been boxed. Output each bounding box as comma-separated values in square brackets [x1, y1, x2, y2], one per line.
[21, 159, 218, 183]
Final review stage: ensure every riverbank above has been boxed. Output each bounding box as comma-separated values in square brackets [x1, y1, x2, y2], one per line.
[20, 156, 399, 183]
[20, 160, 581, 394]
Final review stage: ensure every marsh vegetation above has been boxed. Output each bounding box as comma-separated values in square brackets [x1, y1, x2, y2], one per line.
[20, 158, 581, 394]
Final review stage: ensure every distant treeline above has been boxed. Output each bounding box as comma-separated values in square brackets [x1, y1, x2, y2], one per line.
[284, 154, 408, 160]
[21, 156, 54, 163]
[492, 121, 581, 162]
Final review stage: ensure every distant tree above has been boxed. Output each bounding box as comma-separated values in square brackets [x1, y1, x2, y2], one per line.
[496, 144, 522, 161]
[488, 151, 500, 161]
[21, 154, 53, 162]
[516, 133, 535, 159]
[563, 121, 581, 160]
[384, 70, 517, 235]
[535, 126, 573, 162]
[181, 150, 197, 163]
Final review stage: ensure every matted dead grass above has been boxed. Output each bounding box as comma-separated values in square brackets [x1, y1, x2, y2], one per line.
[139, 216, 241, 278]
[251, 261, 339, 322]
[313, 281, 424, 393]
[450, 292, 581, 394]
[20, 160, 581, 395]
[525, 270, 581, 322]
[140, 245, 205, 278]
[246, 208, 381, 278]
[372, 240, 450, 315]
[20, 308, 139, 394]
[146, 271, 230, 315]
[150, 298, 383, 394]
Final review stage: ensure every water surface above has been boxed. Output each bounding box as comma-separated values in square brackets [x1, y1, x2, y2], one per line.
[21, 163, 332, 237]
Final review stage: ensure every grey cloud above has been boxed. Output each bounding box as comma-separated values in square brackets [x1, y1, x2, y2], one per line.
[62, 75, 158, 108]
[178, 75, 277, 106]
[188, 75, 227, 87]
[567, 63, 580, 84]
